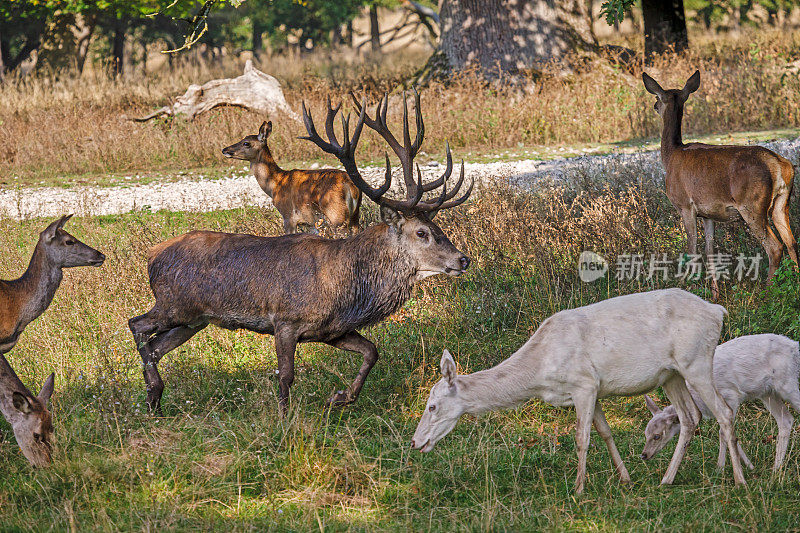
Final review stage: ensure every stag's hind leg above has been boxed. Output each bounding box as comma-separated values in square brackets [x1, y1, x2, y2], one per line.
[129, 309, 206, 414]
[770, 190, 799, 268]
[324, 331, 378, 407]
[739, 205, 784, 280]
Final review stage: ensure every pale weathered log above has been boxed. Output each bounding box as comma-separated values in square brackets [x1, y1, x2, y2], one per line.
[132, 59, 297, 122]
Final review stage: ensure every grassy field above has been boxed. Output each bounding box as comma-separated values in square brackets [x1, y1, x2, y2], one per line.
[0, 162, 798, 530]
[4, 30, 800, 187]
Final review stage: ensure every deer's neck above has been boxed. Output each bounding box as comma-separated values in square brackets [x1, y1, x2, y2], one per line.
[0, 354, 32, 427]
[457, 355, 539, 416]
[660, 103, 684, 163]
[251, 148, 285, 197]
[8, 243, 63, 335]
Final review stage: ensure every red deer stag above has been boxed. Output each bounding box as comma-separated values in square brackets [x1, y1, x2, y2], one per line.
[0, 215, 105, 466]
[222, 120, 362, 234]
[643, 70, 798, 297]
[129, 90, 473, 415]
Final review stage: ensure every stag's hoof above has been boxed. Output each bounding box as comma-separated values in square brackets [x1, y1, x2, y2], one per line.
[326, 389, 353, 407]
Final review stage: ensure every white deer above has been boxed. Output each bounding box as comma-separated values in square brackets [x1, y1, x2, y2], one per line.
[411, 288, 747, 493]
[642, 333, 800, 471]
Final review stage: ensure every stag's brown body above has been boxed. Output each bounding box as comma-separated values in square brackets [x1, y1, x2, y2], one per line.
[223, 121, 361, 234]
[0, 216, 104, 467]
[132, 91, 472, 415]
[644, 71, 798, 290]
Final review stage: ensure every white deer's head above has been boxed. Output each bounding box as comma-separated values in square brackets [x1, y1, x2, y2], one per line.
[411, 349, 466, 452]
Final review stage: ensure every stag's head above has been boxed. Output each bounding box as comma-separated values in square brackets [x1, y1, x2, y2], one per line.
[642, 70, 700, 118]
[640, 395, 681, 460]
[40, 215, 105, 268]
[221, 121, 272, 162]
[10, 373, 55, 467]
[300, 91, 473, 281]
[411, 350, 467, 452]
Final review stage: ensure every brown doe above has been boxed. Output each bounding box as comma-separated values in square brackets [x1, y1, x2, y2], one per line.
[0, 215, 105, 466]
[222, 120, 362, 234]
[129, 90, 473, 415]
[643, 70, 798, 297]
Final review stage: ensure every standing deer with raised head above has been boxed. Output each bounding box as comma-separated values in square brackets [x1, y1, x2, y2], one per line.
[222, 120, 362, 234]
[643, 70, 798, 297]
[0, 215, 105, 466]
[129, 90, 473, 415]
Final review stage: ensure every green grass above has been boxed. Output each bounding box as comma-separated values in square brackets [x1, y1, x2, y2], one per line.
[0, 179, 798, 530]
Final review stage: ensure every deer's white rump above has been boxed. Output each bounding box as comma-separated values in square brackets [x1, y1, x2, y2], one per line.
[411, 288, 747, 493]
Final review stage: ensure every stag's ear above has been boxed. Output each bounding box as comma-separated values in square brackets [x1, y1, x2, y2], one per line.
[440, 349, 457, 387]
[12, 392, 33, 414]
[38, 373, 55, 406]
[642, 72, 665, 97]
[645, 395, 662, 415]
[380, 206, 405, 229]
[681, 70, 701, 98]
[258, 121, 272, 142]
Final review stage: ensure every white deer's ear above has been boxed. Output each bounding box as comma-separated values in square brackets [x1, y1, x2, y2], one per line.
[440, 349, 457, 386]
[38, 373, 55, 406]
[682, 70, 701, 97]
[642, 72, 665, 97]
[645, 395, 662, 415]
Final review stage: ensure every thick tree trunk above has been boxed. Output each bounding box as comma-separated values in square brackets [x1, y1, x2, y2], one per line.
[642, 0, 688, 58]
[73, 14, 96, 74]
[112, 19, 126, 77]
[253, 19, 265, 55]
[436, 0, 593, 80]
[369, 5, 381, 53]
[0, 28, 4, 80]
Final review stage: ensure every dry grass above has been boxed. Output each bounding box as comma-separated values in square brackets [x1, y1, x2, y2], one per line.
[3, 30, 800, 184]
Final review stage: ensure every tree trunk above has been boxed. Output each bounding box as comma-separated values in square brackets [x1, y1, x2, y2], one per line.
[346, 20, 354, 48]
[369, 5, 381, 54]
[253, 19, 265, 55]
[112, 18, 126, 77]
[642, 0, 688, 58]
[436, 0, 593, 80]
[72, 14, 96, 74]
[0, 27, 4, 80]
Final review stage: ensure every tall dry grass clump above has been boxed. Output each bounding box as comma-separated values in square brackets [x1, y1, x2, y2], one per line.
[2, 30, 800, 183]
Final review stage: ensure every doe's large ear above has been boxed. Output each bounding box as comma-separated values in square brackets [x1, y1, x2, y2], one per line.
[440, 349, 457, 386]
[258, 120, 272, 142]
[12, 392, 33, 414]
[38, 373, 55, 406]
[681, 70, 701, 98]
[642, 72, 665, 97]
[380, 205, 405, 229]
[644, 395, 662, 415]
[42, 214, 72, 243]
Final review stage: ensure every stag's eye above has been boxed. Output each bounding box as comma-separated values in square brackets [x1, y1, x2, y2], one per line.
[653, 434, 661, 441]
[33, 432, 41, 442]
[416, 230, 427, 239]
[428, 405, 436, 412]
[65, 239, 75, 245]
[243, 142, 250, 147]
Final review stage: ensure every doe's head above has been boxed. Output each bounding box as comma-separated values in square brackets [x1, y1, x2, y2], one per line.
[40, 215, 105, 268]
[411, 349, 467, 453]
[222, 121, 272, 162]
[640, 395, 681, 460]
[11, 373, 55, 467]
[642, 70, 700, 117]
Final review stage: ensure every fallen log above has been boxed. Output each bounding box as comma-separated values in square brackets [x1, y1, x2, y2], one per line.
[132, 59, 297, 122]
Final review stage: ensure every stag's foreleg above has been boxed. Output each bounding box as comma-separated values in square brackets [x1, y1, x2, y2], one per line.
[679, 208, 698, 255]
[324, 331, 379, 407]
[129, 310, 206, 414]
[739, 206, 784, 280]
[274, 327, 298, 416]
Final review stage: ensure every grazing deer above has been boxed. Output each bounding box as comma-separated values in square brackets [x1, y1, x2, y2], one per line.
[222, 120, 362, 234]
[129, 90, 473, 415]
[642, 334, 800, 472]
[643, 70, 798, 297]
[0, 215, 105, 466]
[411, 289, 747, 494]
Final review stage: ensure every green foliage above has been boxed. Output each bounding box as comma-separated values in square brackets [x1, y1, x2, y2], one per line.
[600, 0, 636, 25]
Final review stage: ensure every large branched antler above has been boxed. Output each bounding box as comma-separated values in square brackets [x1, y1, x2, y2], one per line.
[300, 90, 472, 214]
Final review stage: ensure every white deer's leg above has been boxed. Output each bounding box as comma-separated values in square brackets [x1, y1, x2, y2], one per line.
[661, 375, 700, 485]
[572, 390, 597, 495]
[593, 402, 630, 483]
[716, 427, 728, 469]
[763, 395, 794, 471]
